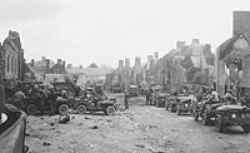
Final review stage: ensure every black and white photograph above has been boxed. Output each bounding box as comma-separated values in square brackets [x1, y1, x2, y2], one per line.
[1, 0, 250, 153]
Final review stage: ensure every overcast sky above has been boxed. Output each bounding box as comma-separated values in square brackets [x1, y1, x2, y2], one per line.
[0, 0, 249, 68]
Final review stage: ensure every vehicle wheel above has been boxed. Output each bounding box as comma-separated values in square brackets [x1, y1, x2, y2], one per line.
[77, 104, 87, 114]
[26, 104, 39, 115]
[242, 125, 250, 133]
[58, 104, 69, 115]
[105, 106, 115, 115]
[215, 115, 224, 132]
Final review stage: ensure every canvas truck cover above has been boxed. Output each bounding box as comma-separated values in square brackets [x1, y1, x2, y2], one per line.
[0, 110, 26, 153]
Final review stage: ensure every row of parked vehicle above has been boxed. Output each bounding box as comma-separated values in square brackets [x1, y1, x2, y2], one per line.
[149, 89, 250, 133]
[6, 81, 119, 116]
[192, 95, 250, 133]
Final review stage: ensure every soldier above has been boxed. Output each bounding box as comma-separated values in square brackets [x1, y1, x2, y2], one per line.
[14, 88, 26, 109]
[31, 84, 44, 114]
[148, 87, 153, 105]
[224, 91, 237, 104]
[145, 88, 150, 105]
[124, 90, 129, 110]
[47, 86, 57, 115]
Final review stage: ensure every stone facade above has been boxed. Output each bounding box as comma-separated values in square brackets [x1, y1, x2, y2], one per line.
[1, 31, 24, 81]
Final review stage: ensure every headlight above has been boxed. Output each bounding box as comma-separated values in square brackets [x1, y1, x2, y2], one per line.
[232, 113, 236, 118]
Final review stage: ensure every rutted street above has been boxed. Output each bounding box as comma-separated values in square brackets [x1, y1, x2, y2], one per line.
[26, 94, 250, 153]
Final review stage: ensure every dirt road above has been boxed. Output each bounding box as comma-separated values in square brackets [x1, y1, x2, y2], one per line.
[26, 95, 250, 153]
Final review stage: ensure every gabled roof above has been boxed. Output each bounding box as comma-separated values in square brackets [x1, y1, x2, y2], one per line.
[218, 33, 249, 60]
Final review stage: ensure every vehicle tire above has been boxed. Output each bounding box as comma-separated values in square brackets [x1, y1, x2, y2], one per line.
[58, 104, 69, 115]
[215, 115, 224, 132]
[105, 106, 115, 115]
[26, 104, 39, 115]
[242, 125, 250, 133]
[77, 104, 87, 114]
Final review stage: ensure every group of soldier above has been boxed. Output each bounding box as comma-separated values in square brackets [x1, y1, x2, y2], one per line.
[5, 82, 61, 115]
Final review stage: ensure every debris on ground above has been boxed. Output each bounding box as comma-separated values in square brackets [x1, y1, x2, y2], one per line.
[88, 144, 94, 149]
[84, 116, 92, 120]
[49, 122, 55, 126]
[43, 142, 51, 146]
[78, 122, 83, 126]
[135, 144, 145, 148]
[89, 125, 99, 129]
[25, 94, 250, 153]
[58, 114, 70, 124]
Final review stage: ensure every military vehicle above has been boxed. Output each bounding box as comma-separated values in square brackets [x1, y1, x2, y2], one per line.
[215, 104, 250, 133]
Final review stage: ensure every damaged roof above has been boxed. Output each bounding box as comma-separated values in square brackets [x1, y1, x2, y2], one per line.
[218, 33, 248, 60]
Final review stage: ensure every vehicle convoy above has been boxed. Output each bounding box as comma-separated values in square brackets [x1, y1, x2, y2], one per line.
[215, 104, 250, 133]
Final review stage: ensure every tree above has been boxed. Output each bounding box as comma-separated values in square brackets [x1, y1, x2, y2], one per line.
[88, 63, 98, 68]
